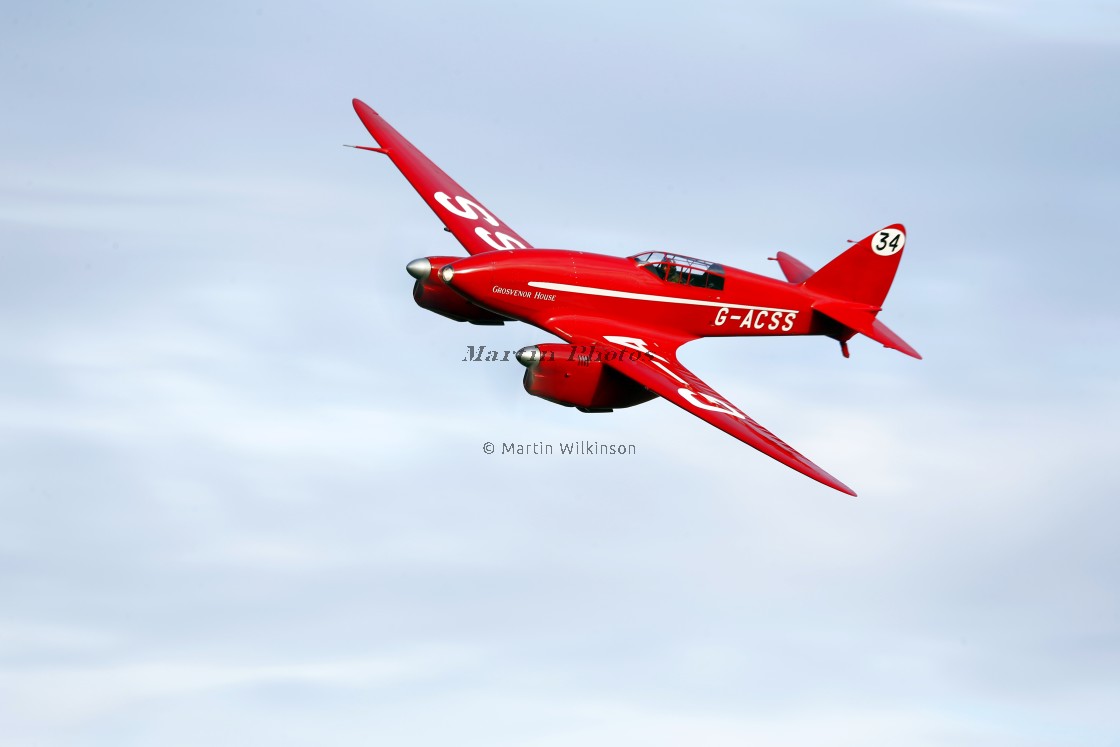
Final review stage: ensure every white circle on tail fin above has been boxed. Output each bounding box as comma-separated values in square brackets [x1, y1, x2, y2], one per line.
[871, 228, 905, 256]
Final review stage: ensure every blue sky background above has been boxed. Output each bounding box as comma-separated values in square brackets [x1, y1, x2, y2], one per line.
[2, 1, 1118, 744]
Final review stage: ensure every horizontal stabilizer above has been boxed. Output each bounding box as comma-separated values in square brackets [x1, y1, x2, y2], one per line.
[813, 299, 922, 359]
[772, 251, 815, 284]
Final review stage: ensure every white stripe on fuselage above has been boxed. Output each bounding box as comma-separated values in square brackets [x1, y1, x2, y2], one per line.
[526, 281, 796, 313]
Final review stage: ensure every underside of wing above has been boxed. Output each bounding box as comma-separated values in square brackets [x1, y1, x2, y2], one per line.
[351, 99, 534, 255]
[547, 318, 856, 495]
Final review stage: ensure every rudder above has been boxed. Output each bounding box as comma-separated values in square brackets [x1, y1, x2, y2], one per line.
[802, 224, 906, 309]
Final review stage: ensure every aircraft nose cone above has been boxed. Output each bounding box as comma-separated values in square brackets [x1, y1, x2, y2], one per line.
[405, 258, 431, 280]
[516, 346, 541, 367]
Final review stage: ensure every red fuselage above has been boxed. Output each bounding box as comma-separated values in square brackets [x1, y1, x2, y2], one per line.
[442, 249, 839, 342]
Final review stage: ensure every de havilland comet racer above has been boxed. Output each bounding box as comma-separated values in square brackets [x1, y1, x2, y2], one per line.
[349, 98, 920, 495]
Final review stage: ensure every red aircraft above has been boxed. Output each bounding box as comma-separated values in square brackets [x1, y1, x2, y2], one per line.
[350, 98, 920, 495]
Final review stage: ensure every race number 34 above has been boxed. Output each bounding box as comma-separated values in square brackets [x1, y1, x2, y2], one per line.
[872, 228, 905, 256]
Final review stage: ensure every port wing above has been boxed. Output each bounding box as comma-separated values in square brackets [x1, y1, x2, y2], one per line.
[547, 317, 856, 495]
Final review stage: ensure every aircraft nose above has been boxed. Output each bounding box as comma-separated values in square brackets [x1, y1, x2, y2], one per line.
[405, 258, 431, 280]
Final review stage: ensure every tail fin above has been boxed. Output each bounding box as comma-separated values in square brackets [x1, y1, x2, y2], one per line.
[802, 224, 922, 360]
[803, 224, 906, 309]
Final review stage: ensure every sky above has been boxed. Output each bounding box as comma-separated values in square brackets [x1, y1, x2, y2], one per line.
[1, 0, 1118, 744]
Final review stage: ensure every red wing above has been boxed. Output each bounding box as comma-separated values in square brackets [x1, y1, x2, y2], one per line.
[351, 99, 534, 255]
[547, 318, 856, 495]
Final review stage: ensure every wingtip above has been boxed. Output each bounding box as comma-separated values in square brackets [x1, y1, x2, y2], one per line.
[352, 98, 378, 117]
[800, 458, 857, 496]
[822, 474, 858, 497]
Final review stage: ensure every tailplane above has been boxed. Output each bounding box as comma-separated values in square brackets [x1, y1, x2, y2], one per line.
[812, 298, 922, 359]
[788, 224, 921, 359]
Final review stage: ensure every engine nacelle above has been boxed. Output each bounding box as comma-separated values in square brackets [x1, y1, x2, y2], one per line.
[407, 256, 508, 325]
[517, 344, 656, 413]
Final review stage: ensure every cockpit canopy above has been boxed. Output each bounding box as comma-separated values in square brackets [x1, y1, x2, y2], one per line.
[630, 251, 725, 291]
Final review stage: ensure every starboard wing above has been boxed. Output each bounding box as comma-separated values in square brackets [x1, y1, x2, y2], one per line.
[351, 99, 534, 255]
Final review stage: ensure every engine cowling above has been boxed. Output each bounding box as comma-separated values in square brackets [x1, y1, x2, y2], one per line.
[517, 343, 657, 413]
[407, 256, 507, 325]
